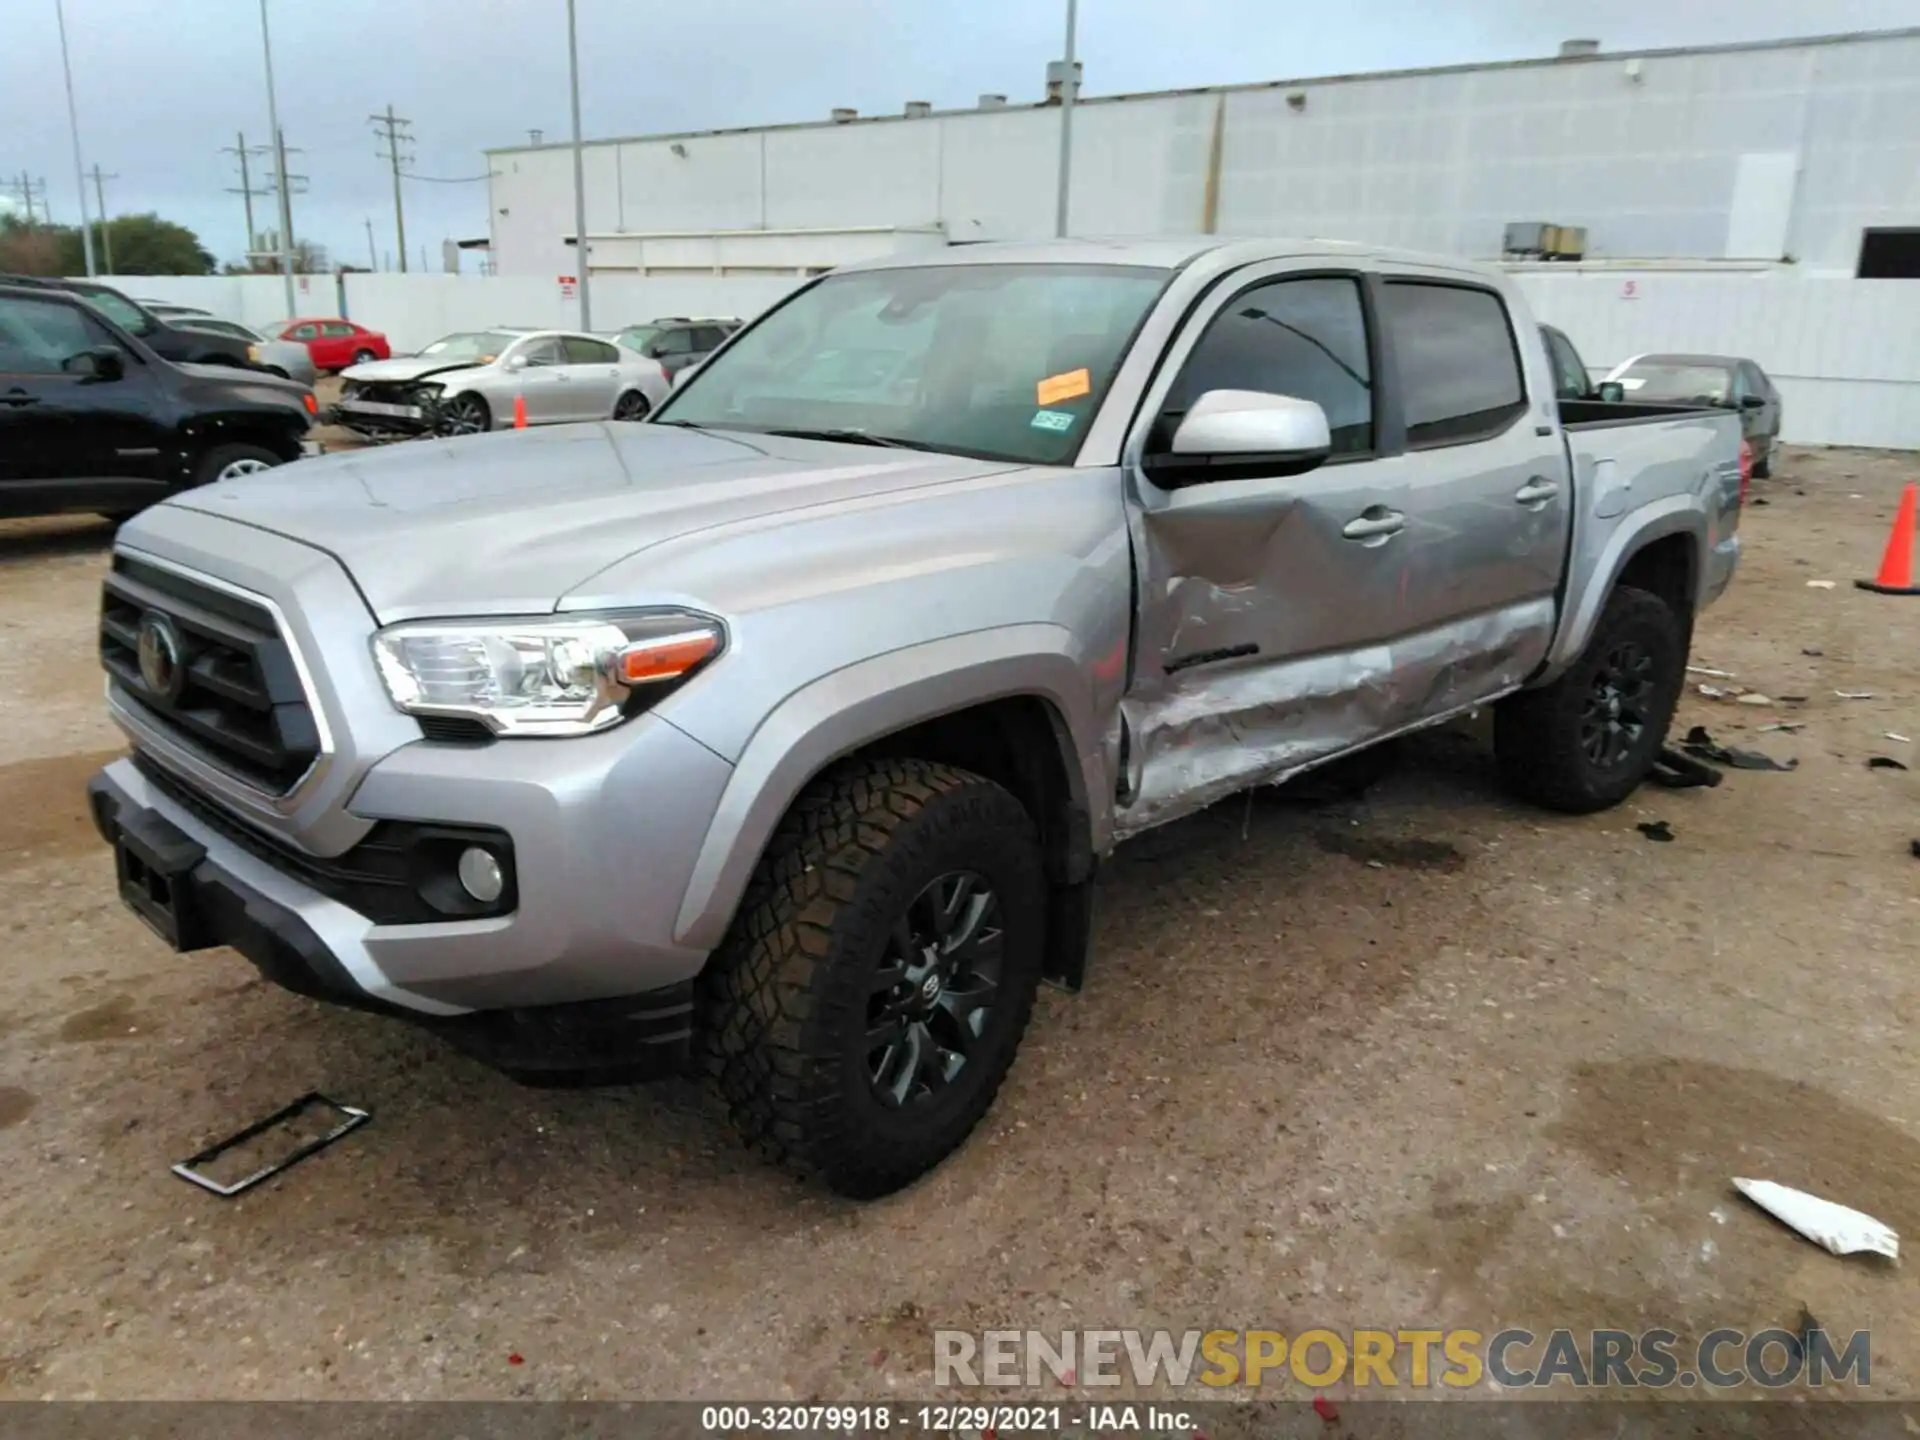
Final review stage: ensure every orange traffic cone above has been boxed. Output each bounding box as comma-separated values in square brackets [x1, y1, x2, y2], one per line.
[512, 393, 528, 429]
[1856, 482, 1920, 595]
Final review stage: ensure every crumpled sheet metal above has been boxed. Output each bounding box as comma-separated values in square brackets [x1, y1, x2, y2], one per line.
[1114, 599, 1552, 840]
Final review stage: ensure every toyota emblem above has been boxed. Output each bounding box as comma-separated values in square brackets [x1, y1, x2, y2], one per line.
[135, 611, 185, 702]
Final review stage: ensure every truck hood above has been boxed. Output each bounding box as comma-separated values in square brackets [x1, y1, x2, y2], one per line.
[341, 355, 490, 384]
[160, 422, 1026, 622]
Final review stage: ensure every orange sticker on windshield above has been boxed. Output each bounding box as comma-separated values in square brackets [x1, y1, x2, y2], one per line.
[1036, 368, 1091, 406]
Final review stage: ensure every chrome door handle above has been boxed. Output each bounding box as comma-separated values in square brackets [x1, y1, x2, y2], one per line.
[1515, 478, 1560, 505]
[1341, 509, 1405, 541]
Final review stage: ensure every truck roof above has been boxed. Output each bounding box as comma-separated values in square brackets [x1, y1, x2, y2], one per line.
[835, 235, 1501, 279]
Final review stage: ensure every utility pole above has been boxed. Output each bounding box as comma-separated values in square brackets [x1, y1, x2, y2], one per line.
[222, 132, 273, 256]
[565, 0, 591, 329]
[257, 0, 295, 313]
[7, 174, 49, 225]
[270, 129, 308, 259]
[87, 165, 118, 274]
[55, 0, 96, 275]
[1054, 0, 1079, 238]
[370, 104, 414, 273]
[364, 217, 377, 271]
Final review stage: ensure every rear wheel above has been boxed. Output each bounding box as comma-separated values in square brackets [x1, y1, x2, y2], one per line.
[1493, 584, 1686, 814]
[698, 758, 1045, 1198]
[352, 348, 377, 365]
[437, 393, 491, 436]
[190, 443, 283, 489]
[612, 390, 651, 421]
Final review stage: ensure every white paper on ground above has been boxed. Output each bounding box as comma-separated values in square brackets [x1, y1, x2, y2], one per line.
[1733, 1178, 1900, 1261]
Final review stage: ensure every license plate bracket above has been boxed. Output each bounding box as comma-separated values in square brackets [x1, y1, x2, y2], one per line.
[172, 1092, 371, 1198]
[112, 809, 209, 951]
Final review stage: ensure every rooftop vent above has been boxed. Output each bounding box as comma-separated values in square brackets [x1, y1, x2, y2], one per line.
[1558, 38, 1601, 58]
[904, 100, 931, 118]
[978, 93, 1008, 110]
[1044, 60, 1083, 104]
[830, 107, 858, 123]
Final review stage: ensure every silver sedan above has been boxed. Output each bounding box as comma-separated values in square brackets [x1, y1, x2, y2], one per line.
[169, 316, 318, 386]
[337, 329, 670, 437]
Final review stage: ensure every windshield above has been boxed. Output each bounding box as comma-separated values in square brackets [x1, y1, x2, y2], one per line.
[617, 325, 663, 349]
[654, 263, 1171, 464]
[75, 287, 154, 337]
[419, 331, 514, 361]
[1615, 363, 1733, 405]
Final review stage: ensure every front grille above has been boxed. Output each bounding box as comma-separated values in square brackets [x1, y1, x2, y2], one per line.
[343, 380, 424, 407]
[417, 715, 496, 745]
[135, 753, 516, 925]
[100, 556, 322, 795]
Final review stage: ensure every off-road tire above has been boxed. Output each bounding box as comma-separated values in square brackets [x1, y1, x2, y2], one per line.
[191, 443, 283, 488]
[1494, 584, 1686, 815]
[697, 758, 1045, 1198]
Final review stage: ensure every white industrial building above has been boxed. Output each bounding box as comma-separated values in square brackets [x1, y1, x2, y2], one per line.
[483, 26, 1920, 281]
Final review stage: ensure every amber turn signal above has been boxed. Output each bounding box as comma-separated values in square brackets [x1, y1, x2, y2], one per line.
[615, 631, 720, 685]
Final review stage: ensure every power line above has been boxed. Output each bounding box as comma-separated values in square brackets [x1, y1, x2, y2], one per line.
[370, 104, 414, 272]
[87, 164, 118, 274]
[400, 169, 500, 184]
[222, 132, 273, 255]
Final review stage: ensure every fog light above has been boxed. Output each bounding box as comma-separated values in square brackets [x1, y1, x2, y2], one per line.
[457, 847, 504, 904]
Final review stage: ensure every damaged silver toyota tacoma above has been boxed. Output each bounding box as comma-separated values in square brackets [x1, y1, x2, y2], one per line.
[87, 239, 1744, 1197]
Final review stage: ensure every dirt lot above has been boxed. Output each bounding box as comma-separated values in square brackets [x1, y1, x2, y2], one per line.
[0, 445, 1916, 1403]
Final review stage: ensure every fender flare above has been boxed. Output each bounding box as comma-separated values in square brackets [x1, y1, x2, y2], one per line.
[670, 624, 1102, 951]
[1539, 498, 1706, 683]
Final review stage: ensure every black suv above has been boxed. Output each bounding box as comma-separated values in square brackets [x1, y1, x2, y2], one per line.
[0, 281, 317, 520]
[0, 275, 262, 370]
[613, 316, 740, 378]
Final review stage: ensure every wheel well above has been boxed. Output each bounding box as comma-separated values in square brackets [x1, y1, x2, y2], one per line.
[848, 696, 1091, 889]
[1615, 533, 1695, 624]
[192, 421, 305, 465]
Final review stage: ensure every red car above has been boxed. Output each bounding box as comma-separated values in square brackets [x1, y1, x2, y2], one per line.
[271, 317, 390, 373]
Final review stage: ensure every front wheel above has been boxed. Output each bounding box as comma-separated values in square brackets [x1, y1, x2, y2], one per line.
[698, 758, 1045, 1199]
[612, 390, 651, 421]
[436, 393, 492, 436]
[192, 443, 283, 488]
[1493, 584, 1686, 814]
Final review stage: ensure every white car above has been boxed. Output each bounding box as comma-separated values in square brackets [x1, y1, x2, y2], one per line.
[333, 328, 670, 438]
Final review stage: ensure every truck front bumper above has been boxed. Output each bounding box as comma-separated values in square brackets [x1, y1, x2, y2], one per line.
[86, 709, 735, 1075]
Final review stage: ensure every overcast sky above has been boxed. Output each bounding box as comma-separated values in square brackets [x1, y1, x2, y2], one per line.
[3, 0, 1917, 271]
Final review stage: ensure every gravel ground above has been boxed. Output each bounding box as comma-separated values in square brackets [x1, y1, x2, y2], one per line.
[0, 444, 1916, 1404]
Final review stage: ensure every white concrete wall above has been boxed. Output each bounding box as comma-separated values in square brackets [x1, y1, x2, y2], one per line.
[486, 29, 1920, 278]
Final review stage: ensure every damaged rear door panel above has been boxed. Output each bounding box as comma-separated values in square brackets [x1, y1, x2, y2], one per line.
[1114, 259, 1574, 837]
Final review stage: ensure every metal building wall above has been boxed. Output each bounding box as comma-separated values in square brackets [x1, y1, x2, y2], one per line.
[485, 29, 1920, 278]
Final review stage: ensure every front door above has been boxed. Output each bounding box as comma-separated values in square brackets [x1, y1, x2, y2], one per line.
[561, 335, 623, 418]
[508, 336, 571, 422]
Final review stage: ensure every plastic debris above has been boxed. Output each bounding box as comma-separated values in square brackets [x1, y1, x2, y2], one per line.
[1735, 693, 1776, 707]
[1697, 684, 1730, 699]
[1757, 722, 1805, 733]
[1312, 1396, 1340, 1423]
[1682, 725, 1798, 772]
[1887, 733, 1912, 744]
[1868, 757, 1909, 772]
[1807, 580, 1837, 589]
[1836, 691, 1876, 700]
[1803, 648, 1825, 657]
[1687, 665, 1737, 678]
[1636, 821, 1675, 842]
[1733, 1178, 1900, 1262]
[1649, 746, 1723, 789]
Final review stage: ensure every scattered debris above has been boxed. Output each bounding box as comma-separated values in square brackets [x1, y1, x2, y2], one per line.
[1697, 684, 1730, 699]
[1649, 746, 1723, 789]
[508, 1352, 524, 1366]
[1887, 733, 1912, 744]
[1312, 1396, 1340, 1424]
[1733, 1178, 1900, 1262]
[1807, 580, 1837, 589]
[171, 1092, 370, 1198]
[1778, 694, 1810, 703]
[1803, 648, 1825, 657]
[1682, 725, 1798, 772]
[1687, 665, 1737, 678]
[1757, 722, 1806, 733]
[1868, 757, 1909, 772]
[1751, 496, 1770, 506]
[1735, 693, 1776, 707]
[1636, 821, 1675, 843]
[1836, 691, 1876, 700]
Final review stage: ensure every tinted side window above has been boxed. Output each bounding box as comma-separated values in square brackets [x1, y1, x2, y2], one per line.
[653, 328, 696, 356]
[519, 338, 565, 366]
[0, 297, 108, 374]
[1544, 329, 1590, 400]
[1383, 282, 1526, 448]
[563, 336, 619, 364]
[1163, 275, 1373, 454]
[321, 321, 355, 338]
[692, 326, 727, 350]
[291, 324, 319, 340]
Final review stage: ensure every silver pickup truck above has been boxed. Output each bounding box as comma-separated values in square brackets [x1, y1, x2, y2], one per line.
[86, 239, 1744, 1197]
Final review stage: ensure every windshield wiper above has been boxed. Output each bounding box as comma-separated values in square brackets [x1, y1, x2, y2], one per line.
[760, 426, 936, 451]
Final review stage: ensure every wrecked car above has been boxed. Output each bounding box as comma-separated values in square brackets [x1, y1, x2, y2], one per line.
[87, 238, 1745, 1198]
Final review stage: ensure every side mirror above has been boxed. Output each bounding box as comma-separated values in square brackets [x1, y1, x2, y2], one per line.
[65, 344, 124, 381]
[1144, 389, 1332, 487]
[1740, 393, 1767, 410]
[1598, 381, 1625, 403]
[506, 353, 529, 371]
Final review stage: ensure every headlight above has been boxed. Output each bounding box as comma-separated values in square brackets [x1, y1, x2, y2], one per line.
[370, 610, 724, 738]
[410, 381, 444, 402]
[246, 344, 262, 363]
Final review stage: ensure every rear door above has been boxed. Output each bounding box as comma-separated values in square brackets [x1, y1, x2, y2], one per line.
[560, 335, 623, 417]
[316, 321, 356, 370]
